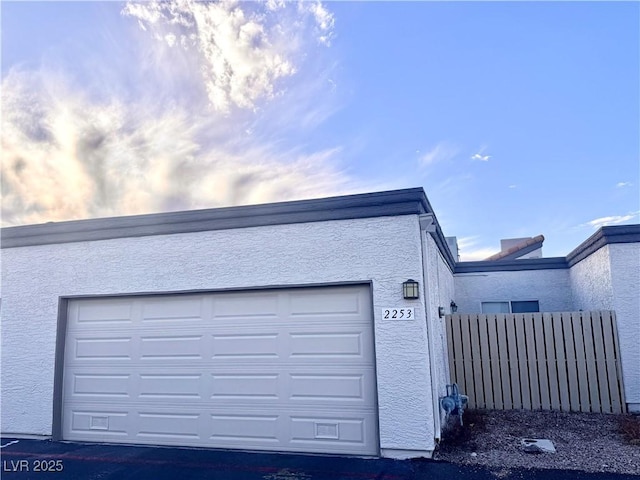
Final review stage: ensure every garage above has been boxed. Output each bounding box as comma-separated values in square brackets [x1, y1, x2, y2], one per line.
[61, 285, 379, 456]
[3, 188, 452, 458]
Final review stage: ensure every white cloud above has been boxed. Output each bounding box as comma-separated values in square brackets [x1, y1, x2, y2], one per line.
[616, 182, 632, 188]
[508, 184, 517, 189]
[470, 144, 491, 162]
[122, 0, 334, 113]
[308, 1, 335, 46]
[583, 212, 640, 229]
[471, 153, 491, 161]
[456, 236, 499, 261]
[418, 142, 459, 167]
[1, 1, 354, 227]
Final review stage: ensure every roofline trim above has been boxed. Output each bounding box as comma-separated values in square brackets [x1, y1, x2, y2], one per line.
[455, 224, 640, 273]
[566, 224, 640, 266]
[1, 187, 438, 246]
[455, 257, 568, 273]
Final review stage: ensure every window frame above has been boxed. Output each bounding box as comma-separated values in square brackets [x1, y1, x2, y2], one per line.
[481, 300, 540, 313]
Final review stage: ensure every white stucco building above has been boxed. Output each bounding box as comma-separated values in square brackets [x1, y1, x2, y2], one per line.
[1, 187, 638, 459]
[454, 225, 640, 413]
[0, 188, 455, 459]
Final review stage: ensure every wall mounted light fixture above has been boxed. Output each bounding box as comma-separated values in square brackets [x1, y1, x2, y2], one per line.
[438, 306, 446, 318]
[450, 301, 458, 313]
[402, 279, 419, 300]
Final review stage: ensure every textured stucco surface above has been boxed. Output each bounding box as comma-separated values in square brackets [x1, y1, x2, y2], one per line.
[422, 234, 455, 437]
[1, 215, 438, 456]
[454, 269, 572, 313]
[607, 244, 639, 406]
[569, 245, 614, 310]
[569, 244, 640, 406]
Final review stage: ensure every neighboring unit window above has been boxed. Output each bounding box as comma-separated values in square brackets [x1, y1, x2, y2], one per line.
[481, 300, 540, 313]
[511, 301, 540, 313]
[481, 302, 510, 313]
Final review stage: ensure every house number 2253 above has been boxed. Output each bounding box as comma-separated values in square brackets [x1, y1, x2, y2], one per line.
[382, 308, 415, 320]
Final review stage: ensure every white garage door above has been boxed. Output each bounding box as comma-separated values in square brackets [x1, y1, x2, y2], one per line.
[62, 286, 378, 455]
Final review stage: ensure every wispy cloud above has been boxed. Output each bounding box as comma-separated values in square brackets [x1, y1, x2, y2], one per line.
[470, 144, 491, 162]
[1, 1, 355, 227]
[457, 236, 499, 261]
[418, 141, 459, 168]
[471, 153, 490, 161]
[122, 0, 334, 113]
[583, 212, 640, 229]
[616, 182, 633, 188]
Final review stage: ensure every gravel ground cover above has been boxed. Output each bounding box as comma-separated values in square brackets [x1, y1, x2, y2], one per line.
[434, 409, 640, 476]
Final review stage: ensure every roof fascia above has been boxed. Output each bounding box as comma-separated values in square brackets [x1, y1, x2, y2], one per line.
[1, 188, 433, 249]
[566, 224, 640, 267]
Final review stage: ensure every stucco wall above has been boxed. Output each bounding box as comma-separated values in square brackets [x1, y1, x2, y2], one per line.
[454, 269, 573, 313]
[423, 234, 455, 436]
[609, 243, 640, 408]
[1, 215, 437, 456]
[569, 243, 639, 408]
[569, 245, 614, 310]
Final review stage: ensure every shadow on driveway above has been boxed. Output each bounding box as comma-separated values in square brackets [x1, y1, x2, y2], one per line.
[1, 438, 638, 480]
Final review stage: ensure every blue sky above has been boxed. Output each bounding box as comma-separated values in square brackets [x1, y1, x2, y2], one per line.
[2, 1, 638, 260]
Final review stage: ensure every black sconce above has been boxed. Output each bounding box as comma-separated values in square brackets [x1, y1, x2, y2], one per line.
[450, 301, 458, 313]
[402, 279, 419, 299]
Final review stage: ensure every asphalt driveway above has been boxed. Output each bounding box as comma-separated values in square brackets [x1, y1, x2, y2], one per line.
[1, 437, 638, 480]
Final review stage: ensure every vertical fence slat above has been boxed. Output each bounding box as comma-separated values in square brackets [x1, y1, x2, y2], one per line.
[524, 313, 541, 409]
[533, 313, 551, 410]
[601, 311, 625, 413]
[494, 315, 516, 410]
[478, 314, 494, 409]
[449, 315, 465, 403]
[562, 312, 581, 411]
[468, 314, 485, 408]
[571, 312, 590, 412]
[543, 312, 561, 410]
[611, 311, 627, 414]
[446, 315, 457, 383]
[592, 311, 612, 413]
[515, 314, 532, 409]
[554, 313, 571, 410]
[486, 315, 503, 409]
[582, 311, 601, 412]
[506, 313, 523, 409]
[460, 314, 478, 408]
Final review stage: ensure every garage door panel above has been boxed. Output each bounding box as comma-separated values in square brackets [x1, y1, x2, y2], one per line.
[63, 286, 377, 455]
[64, 405, 377, 454]
[289, 332, 363, 358]
[290, 374, 364, 401]
[137, 412, 201, 440]
[74, 336, 133, 361]
[211, 373, 280, 399]
[290, 415, 369, 445]
[75, 300, 133, 325]
[288, 290, 363, 316]
[71, 373, 131, 398]
[211, 332, 280, 359]
[210, 414, 280, 442]
[140, 334, 204, 360]
[213, 294, 279, 318]
[64, 366, 375, 404]
[139, 374, 203, 399]
[66, 408, 130, 437]
[141, 297, 205, 323]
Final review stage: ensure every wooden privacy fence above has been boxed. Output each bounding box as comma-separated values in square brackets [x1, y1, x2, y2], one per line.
[446, 311, 626, 414]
